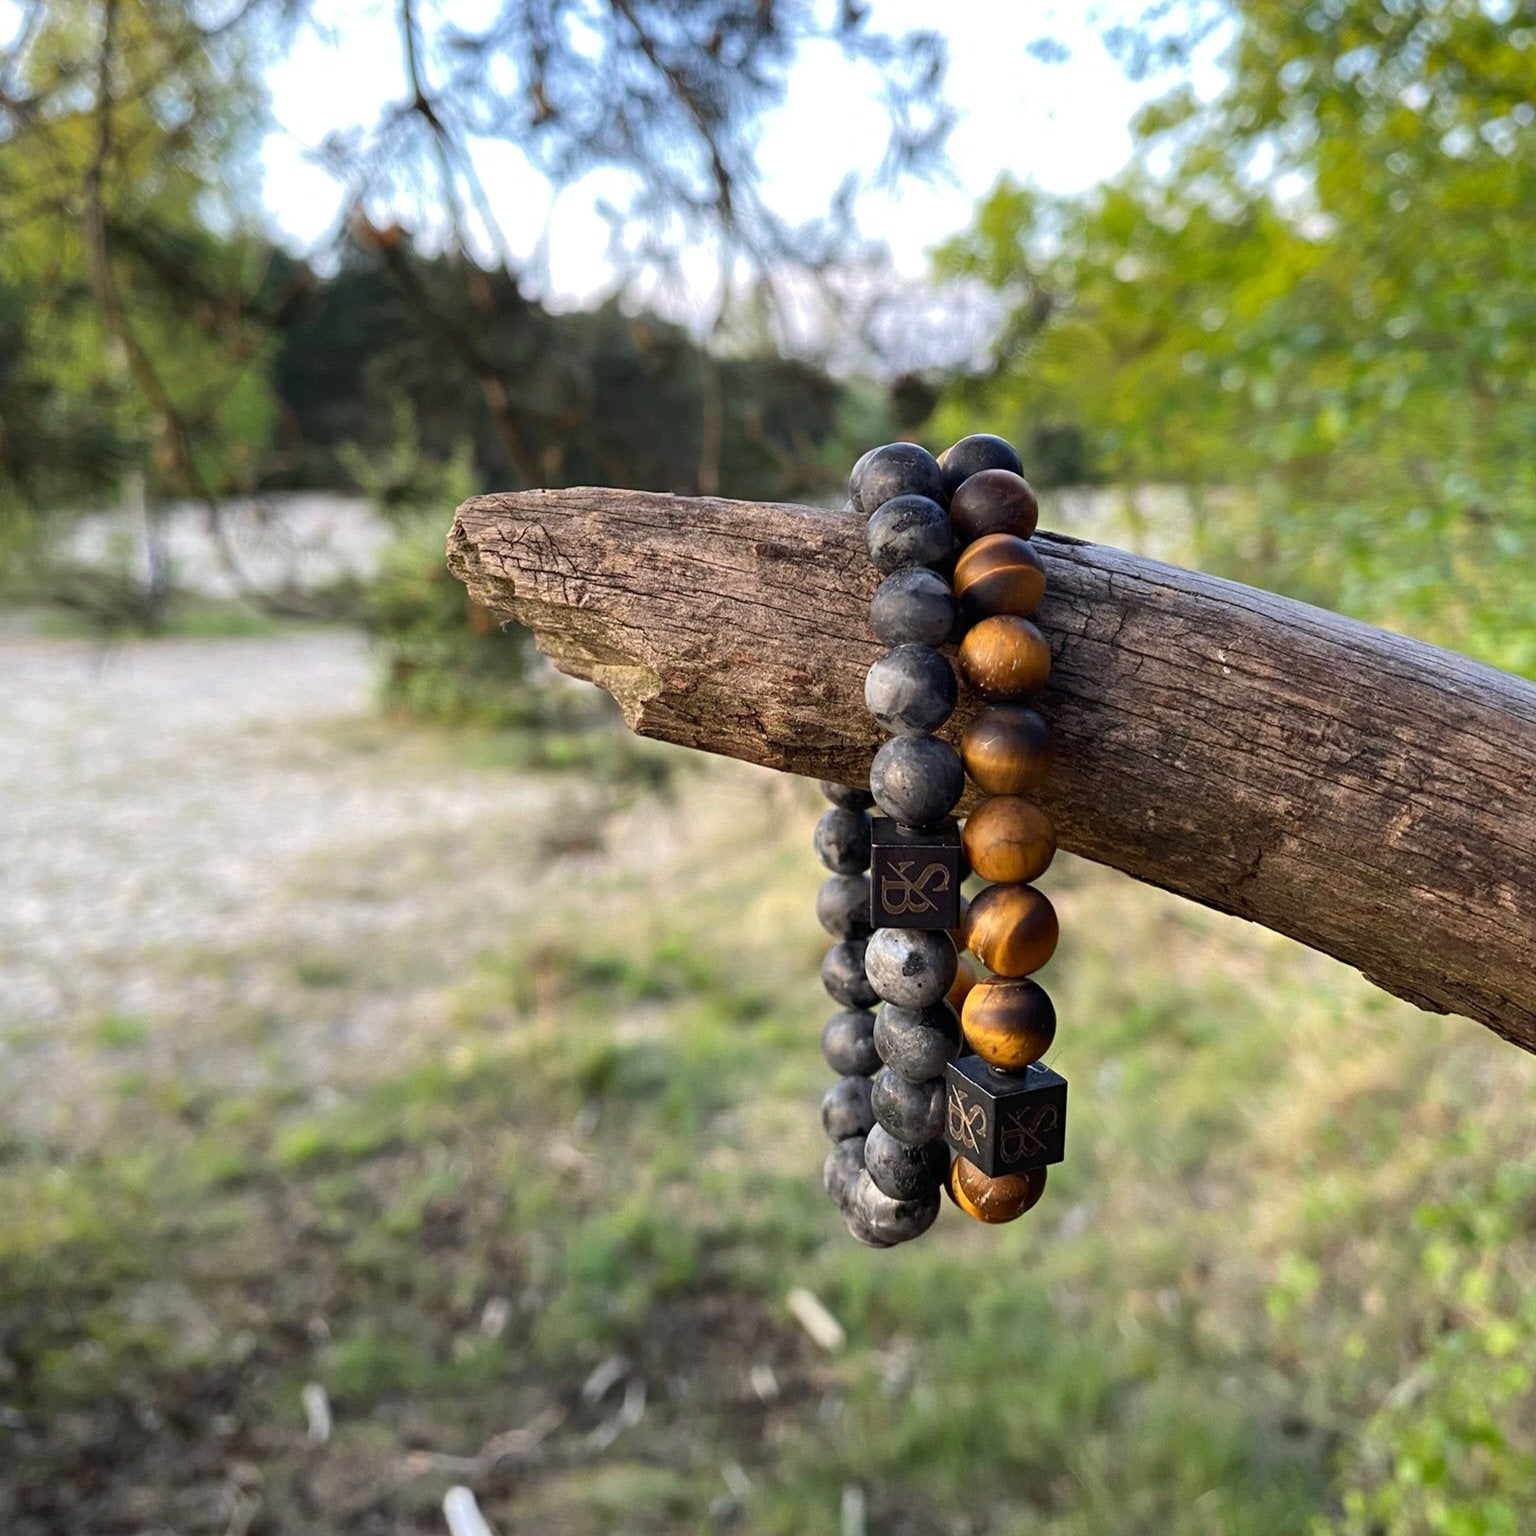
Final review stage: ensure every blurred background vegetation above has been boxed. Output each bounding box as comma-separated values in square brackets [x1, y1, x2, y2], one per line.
[2, 1, 1535, 1533]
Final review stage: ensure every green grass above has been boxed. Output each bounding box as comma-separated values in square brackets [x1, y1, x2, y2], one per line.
[2, 767, 1533, 1533]
[448, 722, 685, 791]
[89, 1012, 150, 1049]
[293, 952, 354, 989]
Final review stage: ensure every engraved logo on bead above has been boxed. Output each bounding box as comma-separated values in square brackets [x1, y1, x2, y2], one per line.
[880, 859, 951, 917]
[946, 1084, 985, 1152]
[1000, 1102, 1059, 1163]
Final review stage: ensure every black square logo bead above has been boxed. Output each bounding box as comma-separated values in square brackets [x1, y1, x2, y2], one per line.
[943, 1056, 1067, 1177]
[869, 818, 962, 931]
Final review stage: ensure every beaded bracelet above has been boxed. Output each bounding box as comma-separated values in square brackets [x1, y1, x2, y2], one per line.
[815, 434, 1069, 1247]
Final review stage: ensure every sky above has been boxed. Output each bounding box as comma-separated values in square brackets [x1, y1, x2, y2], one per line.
[258, 1, 1228, 321]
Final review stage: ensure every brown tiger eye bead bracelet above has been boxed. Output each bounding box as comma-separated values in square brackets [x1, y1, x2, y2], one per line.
[817, 435, 1069, 1247]
[941, 438, 1068, 1221]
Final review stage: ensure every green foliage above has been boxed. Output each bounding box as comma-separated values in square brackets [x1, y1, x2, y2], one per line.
[933, 0, 1536, 674]
[0, 0, 285, 632]
[269, 252, 860, 503]
[0, 0, 279, 510]
[351, 418, 537, 726]
[1319, 1164, 1536, 1536]
[89, 1014, 150, 1050]
[363, 508, 542, 726]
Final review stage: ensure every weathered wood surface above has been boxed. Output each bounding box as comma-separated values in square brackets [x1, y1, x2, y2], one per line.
[448, 487, 1536, 1053]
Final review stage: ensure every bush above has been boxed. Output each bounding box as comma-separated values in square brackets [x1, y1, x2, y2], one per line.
[362, 508, 543, 726]
[355, 423, 605, 729]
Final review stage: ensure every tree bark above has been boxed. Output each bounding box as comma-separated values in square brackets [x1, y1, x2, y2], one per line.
[447, 487, 1536, 1054]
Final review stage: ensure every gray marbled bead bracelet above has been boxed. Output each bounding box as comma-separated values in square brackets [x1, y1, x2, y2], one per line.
[817, 440, 968, 1249]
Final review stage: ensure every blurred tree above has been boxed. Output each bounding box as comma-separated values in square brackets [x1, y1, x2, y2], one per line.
[268, 241, 850, 501]
[320, 0, 950, 493]
[0, 0, 951, 620]
[931, 0, 1536, 673]
[0, 0, 296, 616]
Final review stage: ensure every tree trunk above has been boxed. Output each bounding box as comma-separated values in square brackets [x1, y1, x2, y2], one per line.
[447, 487, 1536, 1054]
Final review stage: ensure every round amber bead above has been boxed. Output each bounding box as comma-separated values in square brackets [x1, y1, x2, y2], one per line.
[953, 534, 1045, 621]
[962, 797, 1056, 885]
[947, 1156, 1047, 1224]
[960, 705, 1053, 796]
[958, 616, 1051, 701]
[949, 468, 1039, 544]
[960, 975, 1056, 1070]
[963, 883, 1058, 977]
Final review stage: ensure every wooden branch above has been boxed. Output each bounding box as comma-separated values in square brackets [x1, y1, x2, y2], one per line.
[448, 488, 1536, 1054]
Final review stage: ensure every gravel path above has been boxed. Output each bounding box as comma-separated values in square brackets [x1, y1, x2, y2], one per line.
[0, 631, 581, 1141]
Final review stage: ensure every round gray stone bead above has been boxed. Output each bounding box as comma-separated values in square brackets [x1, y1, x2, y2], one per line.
[865, 494, 952, 574]
[864, 927, 957, 1009]
[821, 1008, 880, 1077]
[822, 1074, 876, 1142]
[844, 1167, 940, 1245]
[816, 873, 871, 939]
[875, 1001, 963, 1084]
[823, 1134, 867, 1204]
[869, 734, 964, 827]
[819, 780, 875, 810]
[870, 568, 959, 647]
[863, 1122, 949, 1202]
[813, 807, 870, 874]
[848, 447, 875, 509]
[870, 1065, 946, 1146]
[821, 939, 878, 1009]
[850, 442, 945, 514]
[939, 432, 1023, 501]
[840, 1191, 895, 1248]
[864, 645, 957, 736]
